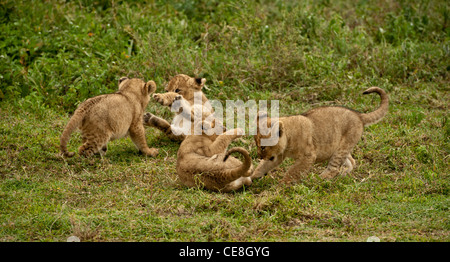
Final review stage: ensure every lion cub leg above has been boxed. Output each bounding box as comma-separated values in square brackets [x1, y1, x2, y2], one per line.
[222, 177, 252, 192]
[78, 130, 110, 157]
[207, 128, 243, 154]
[153, 92, 179, 107]
[143, 113, 185, 141]
[320, 149, 356, 179]
[282, 152, 316, 183]
[129, 123, 159, 157]
[342, 154, 356, 174]
[321, 131, 361, 179]
[143, 112, 171, 132]
[251, 155, 284, 179]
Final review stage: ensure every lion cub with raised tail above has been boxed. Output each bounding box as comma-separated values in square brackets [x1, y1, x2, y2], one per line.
[60, 77, 159, 157]
[253, 87, 389, 183]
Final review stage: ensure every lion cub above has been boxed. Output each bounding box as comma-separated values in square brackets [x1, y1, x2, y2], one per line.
[60, 77, 159, 157]
[143, 74, 213, 141]
[252, 87, 389, 183]
[174, 96, 253, 192]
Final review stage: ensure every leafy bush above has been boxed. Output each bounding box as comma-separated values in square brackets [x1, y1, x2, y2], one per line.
[0, 0, 448, 112]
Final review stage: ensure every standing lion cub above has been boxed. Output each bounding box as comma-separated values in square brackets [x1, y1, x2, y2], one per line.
[252, 87, 389, 183]
[60, 77, 159, 157]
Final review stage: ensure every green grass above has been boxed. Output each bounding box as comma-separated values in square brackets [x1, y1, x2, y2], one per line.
[0, 0, 449, 242]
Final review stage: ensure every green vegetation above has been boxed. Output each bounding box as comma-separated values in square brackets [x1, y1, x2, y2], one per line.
[0, 0, 448, 241]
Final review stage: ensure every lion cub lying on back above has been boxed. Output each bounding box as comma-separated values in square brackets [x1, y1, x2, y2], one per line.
[173, 96, 253, 192]
[60, 77, 159, 157]
[253, 87, 389, 183]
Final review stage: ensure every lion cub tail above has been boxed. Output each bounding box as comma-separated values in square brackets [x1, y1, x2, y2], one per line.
[223, 147, 252, 179]
[60, 110, 83, 157]
[360, 87, 389, 127]
[60, 96, 102, 157]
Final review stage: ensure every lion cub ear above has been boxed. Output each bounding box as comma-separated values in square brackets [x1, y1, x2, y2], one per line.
[255, 111, 268, 127]
[144, 80, 157, 95]
[118, 77, 128, 89]
[270, 120, 283, 138]
[277, 121, 284, 138]
[118, 76, 128, 84]
[194, 77, 206, 90]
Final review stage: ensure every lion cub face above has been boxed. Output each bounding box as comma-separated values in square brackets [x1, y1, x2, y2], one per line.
[165, 74, 206, 102]
[255, 113, 287, 161]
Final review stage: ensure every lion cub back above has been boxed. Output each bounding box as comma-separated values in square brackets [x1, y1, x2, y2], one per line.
[80, 95, 134, 139]
[302, 107, 364, 161]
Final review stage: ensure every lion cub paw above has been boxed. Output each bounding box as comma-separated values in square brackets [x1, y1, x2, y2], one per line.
[143, 112, 157, 127]
[153, 93, 171, 106]
[319, 169, 339, 180]
[142, 147, 159, 157]
[143, 112, 153, 122]
[171, 95, 186, 113]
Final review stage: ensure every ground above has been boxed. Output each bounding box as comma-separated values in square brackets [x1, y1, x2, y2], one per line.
[0, 0, 448, 242]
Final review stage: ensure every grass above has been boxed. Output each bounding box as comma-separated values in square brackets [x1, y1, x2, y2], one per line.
[0, 0, 449, 242]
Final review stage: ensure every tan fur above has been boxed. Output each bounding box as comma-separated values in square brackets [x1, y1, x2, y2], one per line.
[177, 127, 253, 192]
[60, 77, 159, 158]
[252, 87, 389, 182]
[174, 96, 253, 192]
[143, 74, 213, 141]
